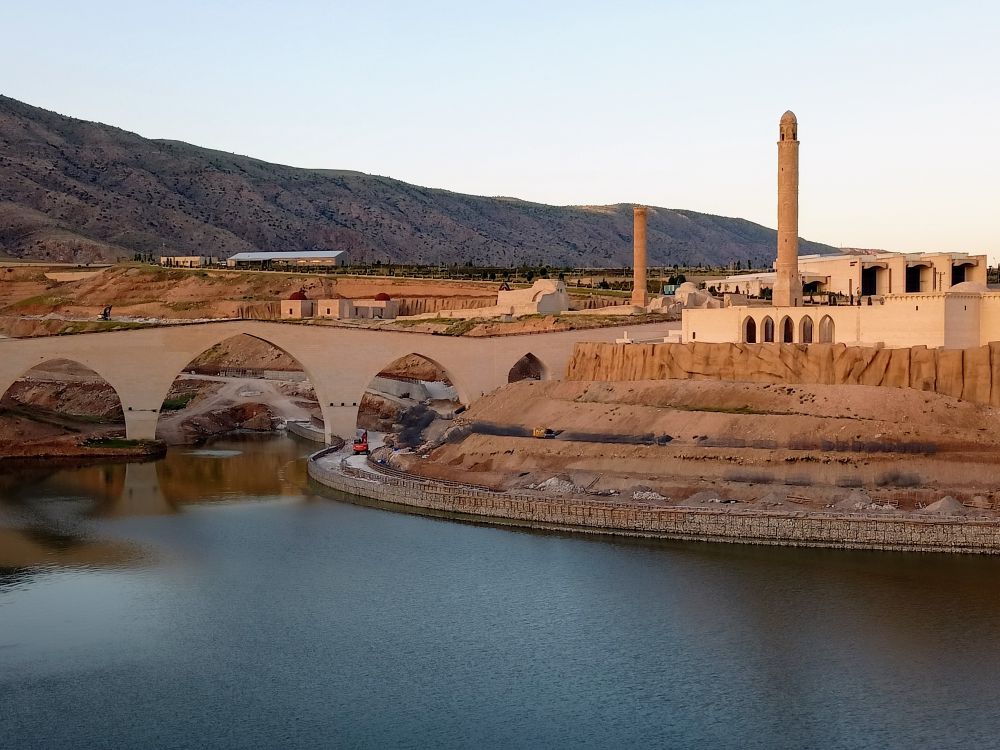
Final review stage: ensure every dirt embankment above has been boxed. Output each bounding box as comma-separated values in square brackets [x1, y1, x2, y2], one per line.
[396, 379, 1000, 512]
[0, 265, 500, 325]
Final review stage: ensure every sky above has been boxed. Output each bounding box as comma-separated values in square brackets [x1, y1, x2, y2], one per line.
[3, 0, 998, 260]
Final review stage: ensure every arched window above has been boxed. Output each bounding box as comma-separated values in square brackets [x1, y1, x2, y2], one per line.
[800, 316, 814, 344]
[743, 317, 757, 344]
[780, 316, 794, 343]
[762, 316, 775, 343]
[819, 315, 835, 343]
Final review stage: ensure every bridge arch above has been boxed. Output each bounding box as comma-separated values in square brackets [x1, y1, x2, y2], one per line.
[0, 358, 128, 444]
[144, 328, 343, 445]
[154, 333, 329, 445]
[360, 352, 471, 407]
[357, 352, 466, 446]
[507, 352, 550, 383]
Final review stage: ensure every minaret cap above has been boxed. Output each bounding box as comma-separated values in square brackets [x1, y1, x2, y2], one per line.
[779, 110, 798, 141]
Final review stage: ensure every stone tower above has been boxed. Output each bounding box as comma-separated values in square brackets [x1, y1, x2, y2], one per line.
[632, 205, 648, 307]
[773, 110, 802, 307]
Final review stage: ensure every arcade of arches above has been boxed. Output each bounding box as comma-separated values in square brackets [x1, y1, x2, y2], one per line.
[0, 320, 626, 443]
[742, 313, 834, 345]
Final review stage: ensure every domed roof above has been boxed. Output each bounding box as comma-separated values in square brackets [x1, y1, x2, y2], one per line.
[780, 110, 797, 125]
[947, 281, 989, 294]
[289, 288, 308, 300]
[373, 292, 392, 301]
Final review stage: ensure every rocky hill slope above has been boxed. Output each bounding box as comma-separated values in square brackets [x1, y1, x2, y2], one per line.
[0, 96, 835, 267]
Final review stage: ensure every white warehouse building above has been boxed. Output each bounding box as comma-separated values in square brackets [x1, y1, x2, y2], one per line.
[227, 250, 351, 269]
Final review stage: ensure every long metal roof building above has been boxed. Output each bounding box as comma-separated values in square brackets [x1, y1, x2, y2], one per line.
[227, 250, 349, 262]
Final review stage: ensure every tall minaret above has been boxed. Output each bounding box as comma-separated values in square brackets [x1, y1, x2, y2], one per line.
[631, 205, 648, 307]
[773, 110, 802, 307]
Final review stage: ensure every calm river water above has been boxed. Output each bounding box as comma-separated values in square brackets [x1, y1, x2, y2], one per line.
[3, 434, 1000, 749]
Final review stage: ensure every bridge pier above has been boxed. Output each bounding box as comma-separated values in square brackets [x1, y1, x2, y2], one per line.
[123, 409, 160, 442]
[322, 404, 360, 444]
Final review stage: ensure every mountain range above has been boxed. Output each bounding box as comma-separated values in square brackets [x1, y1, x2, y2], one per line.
[0, 95, 835, 267]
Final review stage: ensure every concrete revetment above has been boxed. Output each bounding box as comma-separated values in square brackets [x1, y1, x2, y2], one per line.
[308, 450, 1000, 554]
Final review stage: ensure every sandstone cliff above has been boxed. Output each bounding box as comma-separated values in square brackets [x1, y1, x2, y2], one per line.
[566, 341, 1000, 407]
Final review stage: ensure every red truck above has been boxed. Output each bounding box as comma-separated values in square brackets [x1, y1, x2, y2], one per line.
[352, 429, 370, 456]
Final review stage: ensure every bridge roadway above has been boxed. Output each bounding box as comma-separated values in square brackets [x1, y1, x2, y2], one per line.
[0, 319, 676, 443]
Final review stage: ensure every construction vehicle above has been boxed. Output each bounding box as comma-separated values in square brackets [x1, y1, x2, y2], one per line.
[532, 427, 556, 439]
[352, 429, 370, 455]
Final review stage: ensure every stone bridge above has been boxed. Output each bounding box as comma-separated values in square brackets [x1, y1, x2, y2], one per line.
[0, 320, 675, 442]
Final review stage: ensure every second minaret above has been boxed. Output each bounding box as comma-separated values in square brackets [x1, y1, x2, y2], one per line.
[773, 110, 802, 307]
[631, 205, 648, 307]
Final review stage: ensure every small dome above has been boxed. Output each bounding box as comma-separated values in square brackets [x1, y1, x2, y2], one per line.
[947, 281, 989, 294]
[289, 288, 308, 300]
[780, 110, 797, 125]
[373, 292, 391, 301]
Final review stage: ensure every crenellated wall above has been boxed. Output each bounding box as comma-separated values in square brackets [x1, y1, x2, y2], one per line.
[565, 341, 1000, 406]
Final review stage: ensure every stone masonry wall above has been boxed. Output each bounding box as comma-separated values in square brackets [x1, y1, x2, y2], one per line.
[307, 455, 1000, 554]
[565, 341, 1000, 406]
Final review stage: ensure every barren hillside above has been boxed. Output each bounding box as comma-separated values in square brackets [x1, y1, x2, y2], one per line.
[0, 95, 835, 267]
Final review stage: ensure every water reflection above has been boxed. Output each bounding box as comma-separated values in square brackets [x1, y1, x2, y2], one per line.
[5, 435, 1000, 747]
[0, 433, 317, 571]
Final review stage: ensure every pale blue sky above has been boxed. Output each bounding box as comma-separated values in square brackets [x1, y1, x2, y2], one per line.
[4, 1, 997, 259]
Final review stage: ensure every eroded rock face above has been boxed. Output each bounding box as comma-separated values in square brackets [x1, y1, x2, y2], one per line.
[175, 403, 277, 444]
[566, 341, 1000, 406]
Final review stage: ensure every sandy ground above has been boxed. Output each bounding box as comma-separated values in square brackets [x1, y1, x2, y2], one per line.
[394, 379, 1000, 514]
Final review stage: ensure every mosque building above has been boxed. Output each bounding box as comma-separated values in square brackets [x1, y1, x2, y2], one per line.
[681, 112, 994, 350]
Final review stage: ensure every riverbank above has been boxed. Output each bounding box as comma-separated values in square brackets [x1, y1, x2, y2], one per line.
[0, 436, 166, 462]
[307, 446, 1000, 554]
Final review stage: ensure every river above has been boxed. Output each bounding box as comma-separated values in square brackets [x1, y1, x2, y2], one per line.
[2, 433, 1000, 749]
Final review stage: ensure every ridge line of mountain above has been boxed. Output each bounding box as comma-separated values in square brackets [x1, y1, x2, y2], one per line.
[0, 94, 836, 266]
